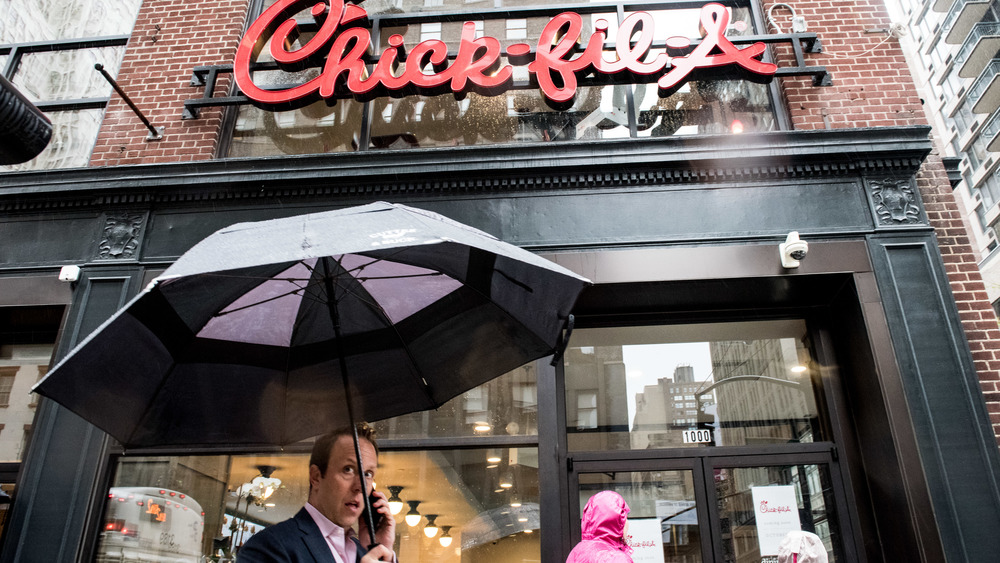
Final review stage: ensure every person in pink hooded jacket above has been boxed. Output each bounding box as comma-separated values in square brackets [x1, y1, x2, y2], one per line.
[566, 491, 634, 563]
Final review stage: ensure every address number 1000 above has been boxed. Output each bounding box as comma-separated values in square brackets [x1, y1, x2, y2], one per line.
[682, 429, 713, 444]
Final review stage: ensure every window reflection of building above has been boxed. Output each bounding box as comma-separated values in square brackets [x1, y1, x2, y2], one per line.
[631, 365, 716, 450]
[564, 345, 629, 451]
[708, 336, 819, 448]
[0, 0, 141, 171]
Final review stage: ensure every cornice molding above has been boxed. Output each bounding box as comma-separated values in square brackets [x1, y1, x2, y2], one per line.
[0, 126, 932, 212]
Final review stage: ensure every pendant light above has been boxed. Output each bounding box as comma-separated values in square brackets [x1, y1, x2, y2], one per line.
[423, 514, 439, 538]
[387, 486, 405, 515]
[405, 500, 422, 527]
[439, 526, 453, 547]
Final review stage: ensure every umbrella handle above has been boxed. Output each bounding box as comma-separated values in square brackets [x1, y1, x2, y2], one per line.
[549, 314, 575, 367]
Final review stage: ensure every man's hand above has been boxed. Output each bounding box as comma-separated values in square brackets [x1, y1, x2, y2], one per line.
[360, 545, 393, 562]
[358, 490, 396, 552]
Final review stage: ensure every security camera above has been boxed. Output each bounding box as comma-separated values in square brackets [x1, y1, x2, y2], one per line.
[779, 232, 808, 268]
[58, 265, 81, 282]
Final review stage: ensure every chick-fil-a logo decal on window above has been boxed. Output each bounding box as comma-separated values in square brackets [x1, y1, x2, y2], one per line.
[234, 0, 777, 108]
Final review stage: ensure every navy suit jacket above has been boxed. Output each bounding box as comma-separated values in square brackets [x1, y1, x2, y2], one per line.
[236, 507, 369, 563]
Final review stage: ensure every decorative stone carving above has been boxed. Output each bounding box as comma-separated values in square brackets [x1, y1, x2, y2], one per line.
[872, 178, 921, 224]
[98, 213, 144, 259]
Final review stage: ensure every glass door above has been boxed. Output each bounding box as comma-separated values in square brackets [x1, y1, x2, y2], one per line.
[563, 318, 861, 562]
[570, 458, 712, 563]
[570, 450, 855, 563]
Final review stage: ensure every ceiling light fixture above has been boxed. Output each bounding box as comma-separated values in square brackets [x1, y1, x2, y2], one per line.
[405, 500, 422, 527]
[423, 514, 439, 538]
[439, 526, 453, 547]
[387, 486, 405, 515]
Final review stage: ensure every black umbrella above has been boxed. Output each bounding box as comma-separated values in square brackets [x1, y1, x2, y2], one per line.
[33, 201, 588, 538]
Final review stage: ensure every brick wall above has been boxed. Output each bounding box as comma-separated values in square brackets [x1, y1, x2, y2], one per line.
[89, 0, 250, 166]
[766, 0, 1000, 443]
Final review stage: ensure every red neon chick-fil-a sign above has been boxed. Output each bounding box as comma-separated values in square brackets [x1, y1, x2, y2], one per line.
[234, 0, 778, 107]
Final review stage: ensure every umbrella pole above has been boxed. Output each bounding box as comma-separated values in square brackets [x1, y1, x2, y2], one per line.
[322, 258, 380, 550]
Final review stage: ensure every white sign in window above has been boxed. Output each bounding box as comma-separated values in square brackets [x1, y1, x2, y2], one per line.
[624, 518, 665, 563]
[751, 485, 802, 556]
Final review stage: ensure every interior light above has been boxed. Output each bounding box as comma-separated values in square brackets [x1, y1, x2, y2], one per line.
[405, 500, 422, 527]
[474, 421, 491, 432]
[791, 365, 808, 373]
[730, 119, 744, 134]
[499, 470, 514, 488]
[439, 526, 453, 547]
[524, 529, 534, 534]
[423, 514, 439, 538]
[486, 450, 502, 464]
[387, 486, 405, 515]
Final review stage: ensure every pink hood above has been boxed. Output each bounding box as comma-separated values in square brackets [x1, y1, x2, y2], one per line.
[566, 491, 633, 562]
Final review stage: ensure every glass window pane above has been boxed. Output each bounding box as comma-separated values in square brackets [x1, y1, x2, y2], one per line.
[0, 108, 104, 172]
[565, 320, 826, 451]
[0, 0, 142, 43]
[11, 47, 125, 102]
[97, 447, 540, 562]
[578, 470, 702, 563]
[373, 364, 538, 438]
[715, 464, 842, 563]
[228, 99, 365, 156]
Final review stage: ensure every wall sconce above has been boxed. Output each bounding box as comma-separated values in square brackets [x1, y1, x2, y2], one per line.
[423, 514, 439, 538]
[405, 500, 422, 527]
[439, 526, 453, 547]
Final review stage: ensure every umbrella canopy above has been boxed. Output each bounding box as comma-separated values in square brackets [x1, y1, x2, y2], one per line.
[34, 202, 589, 449]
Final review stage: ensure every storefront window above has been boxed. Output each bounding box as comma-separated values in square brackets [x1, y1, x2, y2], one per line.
[564, 320, 826, 451]
[373, 364, 538, 438]
[227, 1, 778, 156]
[96, 446, 539, 562]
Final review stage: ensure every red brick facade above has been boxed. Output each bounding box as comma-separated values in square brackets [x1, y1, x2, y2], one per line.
[89, 0, 1000, 443]
[766, 0, 1000, 444]
[89, 0, 249, 166]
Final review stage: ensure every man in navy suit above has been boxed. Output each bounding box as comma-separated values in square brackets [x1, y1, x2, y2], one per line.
[238, 423, 396, 562]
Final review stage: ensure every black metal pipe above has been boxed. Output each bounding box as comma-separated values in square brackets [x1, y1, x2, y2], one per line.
[94, 63, 161, 139]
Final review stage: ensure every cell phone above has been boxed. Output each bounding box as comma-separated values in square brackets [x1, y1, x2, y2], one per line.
[362, 492, 383, 532]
